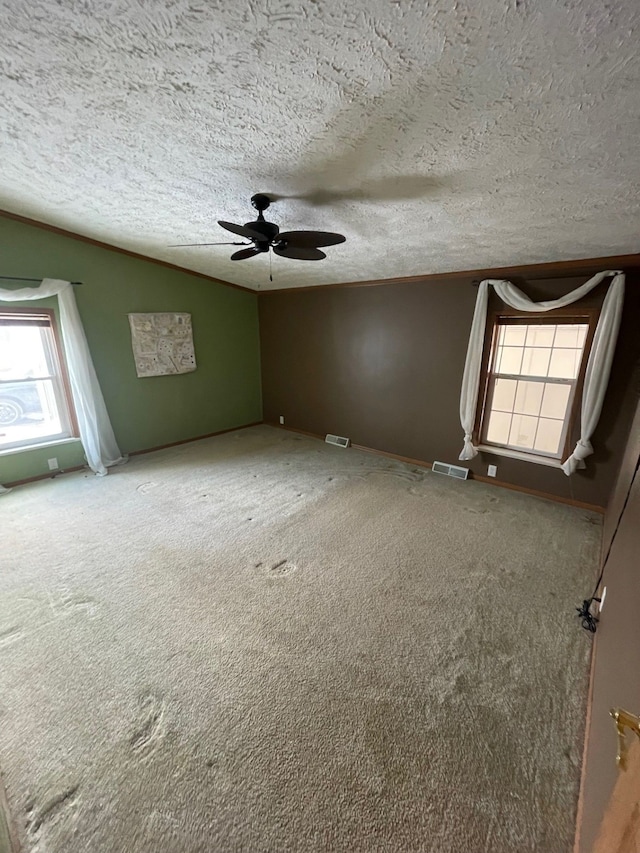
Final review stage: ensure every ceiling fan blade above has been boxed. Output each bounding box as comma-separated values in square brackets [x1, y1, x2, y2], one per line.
[277, 230, 346, 248]
[230, 247, 263, 261]
[273, 246, 327, 261]
[218, 220, 264, 241]
[168, 242, 248, 247]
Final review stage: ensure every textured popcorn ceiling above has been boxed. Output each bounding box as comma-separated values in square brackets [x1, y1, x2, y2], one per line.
[1, 0, 639, 291]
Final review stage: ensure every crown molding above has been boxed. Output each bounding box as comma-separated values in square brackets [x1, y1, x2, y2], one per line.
[3, 208, 638, 296]
[258, 252, 640, 295]
[0, 208, 254, 294]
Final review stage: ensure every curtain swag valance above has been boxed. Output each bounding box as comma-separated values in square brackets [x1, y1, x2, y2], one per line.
[458, 270, 625, 476]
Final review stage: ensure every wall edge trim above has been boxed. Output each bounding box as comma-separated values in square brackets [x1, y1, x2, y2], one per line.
[258, 253, 640, 295]
[126, 421, 263, 456]
[573, 637, 598, 853]
[4, 208, 639, 296]
[0, 209, 255, 294]
[3, 421, 264, 487]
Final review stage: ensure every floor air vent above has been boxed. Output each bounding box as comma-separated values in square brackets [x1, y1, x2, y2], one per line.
[325, 434, 350, 448]
[432, 460, 469, 480]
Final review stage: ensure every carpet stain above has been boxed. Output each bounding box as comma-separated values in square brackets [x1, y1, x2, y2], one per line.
[130, 691, 167, 756]
[253, 559, 298, 576]
[268, 559, 297, 576]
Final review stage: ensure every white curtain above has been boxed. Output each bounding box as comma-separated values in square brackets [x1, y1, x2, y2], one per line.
[0, 278, 124, 478]
[458, 270, 625, 475]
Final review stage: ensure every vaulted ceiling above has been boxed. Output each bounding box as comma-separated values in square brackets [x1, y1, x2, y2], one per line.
[2, 0, 639, 290]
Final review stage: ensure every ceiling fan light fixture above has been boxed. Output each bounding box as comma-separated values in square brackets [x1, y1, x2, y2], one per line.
[172, 194, 346, 264]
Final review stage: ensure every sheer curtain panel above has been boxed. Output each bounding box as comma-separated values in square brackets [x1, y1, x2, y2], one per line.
[0, 279, 124, 482]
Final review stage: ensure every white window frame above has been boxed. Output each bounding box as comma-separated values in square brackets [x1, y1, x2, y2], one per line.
[0, 308, 78, 452]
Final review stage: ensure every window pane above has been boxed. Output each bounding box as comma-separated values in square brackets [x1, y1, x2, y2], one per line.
[540, 383, 571, 419]
[521, 347, 551, 377]
[503, 325, 526, 346]
[0, 324, 51, 379]
[485, 320, 589, 459]
[576, 325, 588, 347]
[0, 379, 64, 448]
[548, 348, 581, 379]
[534, 418, 564, 455]
[514, 380, 544, 416]
[509, 414, 538, 449]
[0, 318, 73, 451]
[497, 346, 523, 374]
[554, 324, 588, 348]
[492, 378, 517, 411]
[525, 325, 555, 347]
[486, 410, 512, 444]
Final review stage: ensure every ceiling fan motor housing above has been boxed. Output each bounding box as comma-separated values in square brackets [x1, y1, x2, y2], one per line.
[209, 194, 346, 261]
[244, 219, 279, 245]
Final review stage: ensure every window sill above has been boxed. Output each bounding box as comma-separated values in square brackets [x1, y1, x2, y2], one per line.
[477, 444, 563, 469]
[0, 436, 81, 457]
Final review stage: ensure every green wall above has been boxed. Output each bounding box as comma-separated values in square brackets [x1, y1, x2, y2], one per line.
[0, 216, 262, 484]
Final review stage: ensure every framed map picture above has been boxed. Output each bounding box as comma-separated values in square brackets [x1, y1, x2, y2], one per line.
[128, 313, 196, 378]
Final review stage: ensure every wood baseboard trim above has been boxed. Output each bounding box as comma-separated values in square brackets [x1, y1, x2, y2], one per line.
[127, 421, 264, 457]
[4, 464, 86, 488]
[471, 472, 604, 513]
[265, 422, 605, 512]
[3, 422, 264, 488]
[350, 443, 433, 470]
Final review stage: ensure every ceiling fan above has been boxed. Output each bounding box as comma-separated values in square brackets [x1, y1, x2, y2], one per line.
[170, 194, 346, 261]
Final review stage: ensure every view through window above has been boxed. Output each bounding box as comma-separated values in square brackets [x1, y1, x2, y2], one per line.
[481, 320, 590, 459]
[0, 310, 76, 450]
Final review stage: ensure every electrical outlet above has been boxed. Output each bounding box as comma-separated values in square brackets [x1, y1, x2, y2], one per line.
[487, 464, 497, 478]
[599, 586, 607, 612]
[47, 457, 58, 470]
[279, 415, 285, 425]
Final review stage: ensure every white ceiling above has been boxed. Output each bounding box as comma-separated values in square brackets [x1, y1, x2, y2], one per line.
[1, 0, 639, 291]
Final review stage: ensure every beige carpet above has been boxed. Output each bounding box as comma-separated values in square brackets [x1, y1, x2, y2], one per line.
[0, 425, 600, 852]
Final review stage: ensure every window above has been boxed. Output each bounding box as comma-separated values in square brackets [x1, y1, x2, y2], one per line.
[0, 309, 77, 451]
[476, 313, 596, 462]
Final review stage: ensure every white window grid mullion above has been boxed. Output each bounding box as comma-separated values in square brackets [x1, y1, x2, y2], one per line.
[483, 372, 574, 458]
[492, 372, 572, 385]
[0, 375, 56, 384]
[481, 320, 588, 461]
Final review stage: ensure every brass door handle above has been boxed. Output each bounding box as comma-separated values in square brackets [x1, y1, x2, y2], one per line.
[610, 708, 640, 770]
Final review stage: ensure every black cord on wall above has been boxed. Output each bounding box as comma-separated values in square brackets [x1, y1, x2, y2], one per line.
[577, 455, 640, 634]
